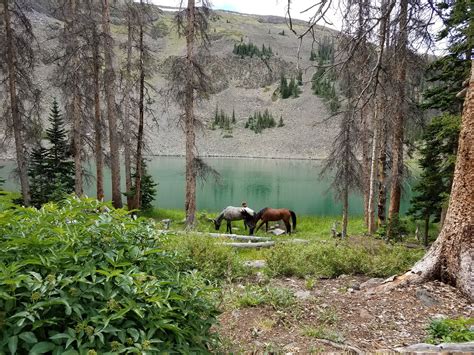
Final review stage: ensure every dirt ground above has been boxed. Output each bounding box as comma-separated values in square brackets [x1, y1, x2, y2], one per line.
[216, 276, 472, 353]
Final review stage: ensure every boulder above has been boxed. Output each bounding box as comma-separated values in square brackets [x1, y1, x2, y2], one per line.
[271, 228, 286, 236]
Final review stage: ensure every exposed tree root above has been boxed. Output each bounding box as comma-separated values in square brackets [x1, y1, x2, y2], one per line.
[315, 339, 363, 354]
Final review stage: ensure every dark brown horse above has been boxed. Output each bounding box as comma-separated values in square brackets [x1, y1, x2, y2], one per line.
[244, 207, 297, 235]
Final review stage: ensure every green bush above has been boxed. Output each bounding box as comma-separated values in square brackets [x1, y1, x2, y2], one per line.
[163, 235, 247, 282]
[426, 317, 474, 344]
[264, 240, 424, 278]
[0, 197, 219, 353]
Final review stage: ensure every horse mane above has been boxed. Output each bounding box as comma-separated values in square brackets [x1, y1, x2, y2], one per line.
[255, 207, 268, 220]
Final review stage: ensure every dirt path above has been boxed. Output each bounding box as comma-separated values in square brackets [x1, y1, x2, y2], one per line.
[216, 276, 472, 353]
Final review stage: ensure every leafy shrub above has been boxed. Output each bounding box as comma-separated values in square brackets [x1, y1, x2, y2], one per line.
[163, 235, 246, 282]
[426, 317, 474, 344]
[264, 239, 424, 278]
[0, 197, 219, 353]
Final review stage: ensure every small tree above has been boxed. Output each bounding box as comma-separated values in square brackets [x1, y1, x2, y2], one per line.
[408, 114, 460, 245]
[232, 108, 236, 124]
[278, 115, 284, 127]
[28, 101, 75, 207]
[128, 159, 157, 211]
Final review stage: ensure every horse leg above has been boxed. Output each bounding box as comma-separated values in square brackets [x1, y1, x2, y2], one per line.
[265, 221, 268, 232]
[254, 220, 265, 234]
[227, 220, 232, 234]
[284, 218, 291, 234]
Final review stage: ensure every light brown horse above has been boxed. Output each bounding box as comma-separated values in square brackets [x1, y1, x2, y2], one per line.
[244, 207, 297, 235]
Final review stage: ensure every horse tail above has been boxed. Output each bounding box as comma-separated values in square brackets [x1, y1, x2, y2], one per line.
[290, 210, 297, 230]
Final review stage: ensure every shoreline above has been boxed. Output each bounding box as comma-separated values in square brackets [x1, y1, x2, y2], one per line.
[1, 154, 327, 164]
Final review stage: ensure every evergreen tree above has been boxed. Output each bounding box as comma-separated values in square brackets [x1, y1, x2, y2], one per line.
[408, 114, 460, 245]
[278, 115, 284, 127]
[297, 70, 303, 86]
[28, 100, 75, 207]
[232, 108, 236, 124]
[45, 99, 75, 193]
[128, 159, 157, 210]
[280, 75, 289, 99]
[28, 146, 49, 207]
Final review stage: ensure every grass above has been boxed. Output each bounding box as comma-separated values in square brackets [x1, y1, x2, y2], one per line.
[302, 326, 345, 343]
[426, 317, 474, 344]
[224, 284, 296, 310]
[143, 207, 426, 281]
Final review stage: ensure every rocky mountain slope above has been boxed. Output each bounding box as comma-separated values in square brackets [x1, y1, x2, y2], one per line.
[5, 3, 339, 160]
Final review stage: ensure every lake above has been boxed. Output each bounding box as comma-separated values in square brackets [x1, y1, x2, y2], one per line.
[0, 156, 413, 216]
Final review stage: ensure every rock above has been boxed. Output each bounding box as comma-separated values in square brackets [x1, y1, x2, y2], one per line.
[432, 313, 447, 320]
[271, 228, 286, 236]
[360, 278, 384, 289]
[416, 287, 439, 307]
[243, 260, 267, 268]
[295, 290, 311, 300]
[396, 342, 474, 353]
[359, 308, 371, 320]
[161, 219, 171, 229]
[350, 283, 361, 291]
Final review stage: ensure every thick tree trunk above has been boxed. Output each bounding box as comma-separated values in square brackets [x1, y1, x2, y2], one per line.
[184, 0, 197, 227]
[92, 25, 104, 201]
[101, 0, 122, 208]
[423, 215, 429, 247]
[132, 1, 145, 210]
[388, 0, 408, 223]
[4, 0, 31, 205]
[377, 62, 474, 301]
[123, 7, 133, 208]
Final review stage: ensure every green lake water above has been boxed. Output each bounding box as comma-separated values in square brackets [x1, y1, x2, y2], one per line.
[0, 156, 413, 216]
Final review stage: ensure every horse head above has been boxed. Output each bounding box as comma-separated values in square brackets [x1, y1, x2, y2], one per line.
[241, 209, 257, 234]
[212, 218, 221, 231]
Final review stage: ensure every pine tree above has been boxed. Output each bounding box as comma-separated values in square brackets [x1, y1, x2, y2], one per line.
[280, 75, 289, 99]
[128, 159, 157, 210]
[278, 115, 284, 127]
[232, 108, 236, 124]
[45, 100, 75, 194]
[28, 146, 49, 207]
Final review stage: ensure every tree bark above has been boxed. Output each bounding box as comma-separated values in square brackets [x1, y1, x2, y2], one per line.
[361, 109, 371, 228]
[131, 0, 145, 210]
[101, 0, 122, 208]
[341, 184, 349, 239]
[367, 119, 378, 234]
[92, 24, 104, 201]
[423, 215, 429, 247]
[388, 0, 408, 223]
[377, 115, 387, 226]
[377, 61, 474, 301]
[184, 0, 197, 228]
[4, 0, 31, 205]
[123, 5, 133, 208]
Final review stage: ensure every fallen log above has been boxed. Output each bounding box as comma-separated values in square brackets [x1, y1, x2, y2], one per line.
[223, 241, 275, 248]
[157, 230, 272, 241]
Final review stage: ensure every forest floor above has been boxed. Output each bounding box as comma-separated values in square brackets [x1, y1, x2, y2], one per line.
[215, 275, 472, 353]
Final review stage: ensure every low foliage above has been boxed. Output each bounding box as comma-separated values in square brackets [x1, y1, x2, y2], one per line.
[302, 326, 344, 343]
[264, 239, 424, 278]
[163, 235, 247, 282]
[0, 198, 219, 353]
[225, 284, 295, 310]
[426, 317, 474, 344]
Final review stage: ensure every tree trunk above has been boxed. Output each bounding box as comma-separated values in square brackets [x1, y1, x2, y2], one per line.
[123, 5, 133, 208]
[367, 107, 379, 233]
[361, 109, 371, 228]
[341, 184, 348, 239]
[101, 0, 122, 208]
[72, 88, 83, 196]
[377, 115, 387, 227]
[423, 215, 429, 247]
[377, 61, 474, 301]
[4, 0, 31, 205]
[131, 0, 145, 210]
[92, 24, 104, 201]
[388, 0, 408, 223]
[184, 0, 197, 228]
